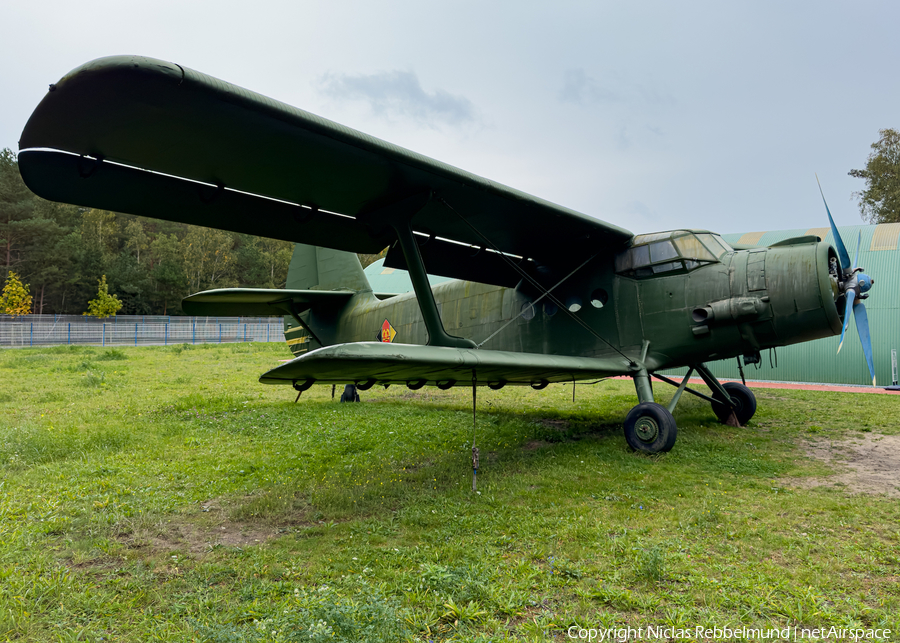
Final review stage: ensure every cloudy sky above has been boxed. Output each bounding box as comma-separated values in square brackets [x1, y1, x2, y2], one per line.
[2, 1, 897, 236]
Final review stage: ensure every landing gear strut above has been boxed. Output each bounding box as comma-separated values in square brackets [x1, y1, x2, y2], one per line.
[651, 364, 758, 429]
[629, 362, 758, 453]
[626, 367, 677, 454]
[694, 363, 757, 427]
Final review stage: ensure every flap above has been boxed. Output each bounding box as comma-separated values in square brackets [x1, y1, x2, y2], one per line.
[259, 341, 630, 385]
[182, 288, 353, 317]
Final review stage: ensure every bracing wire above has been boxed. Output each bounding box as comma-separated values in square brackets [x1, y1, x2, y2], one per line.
[476, 252, 598, 348]
[437, 196, 636, 366]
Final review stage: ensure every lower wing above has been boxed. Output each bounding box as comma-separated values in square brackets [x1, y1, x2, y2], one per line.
[260, 342, 631, 386]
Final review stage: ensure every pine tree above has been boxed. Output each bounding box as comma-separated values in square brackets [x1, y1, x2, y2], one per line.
[0, 271, 32, 317]
[84, 275, 123, 317]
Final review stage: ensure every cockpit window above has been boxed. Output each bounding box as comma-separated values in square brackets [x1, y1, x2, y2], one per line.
[631, 232, 673, 244]
[652, 261, 681, 274]
[616, 230, 733, 278]
[697, 233, 733, 259]
[673, 235, 716, 262]
[631, 244, 650, 267]
[648, 240, 679, 262]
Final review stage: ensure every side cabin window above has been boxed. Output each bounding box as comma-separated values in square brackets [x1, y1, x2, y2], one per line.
[615, 231, 733, 278]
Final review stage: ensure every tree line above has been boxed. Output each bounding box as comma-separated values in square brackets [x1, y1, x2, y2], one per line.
[850, 128, 900, 225]
[4, 128, 896, 316]
[1, 148, 294, 316]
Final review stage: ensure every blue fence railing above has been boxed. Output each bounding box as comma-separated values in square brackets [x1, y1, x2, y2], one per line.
[0, 316, 285, 348]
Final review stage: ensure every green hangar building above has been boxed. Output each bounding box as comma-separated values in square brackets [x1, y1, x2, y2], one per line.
[363, 223, 900, 387]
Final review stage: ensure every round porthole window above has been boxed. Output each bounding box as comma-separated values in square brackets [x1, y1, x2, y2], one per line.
[590, 288, 609, 308]
[520, 301, 535, 320]
[544, 301, 558, 316]
[566, 296, 582, 312]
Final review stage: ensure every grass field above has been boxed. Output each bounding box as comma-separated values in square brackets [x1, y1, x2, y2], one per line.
[1, 342, 898, 642]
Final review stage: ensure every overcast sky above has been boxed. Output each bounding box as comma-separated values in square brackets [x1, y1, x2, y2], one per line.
[2, 1, 897, 236]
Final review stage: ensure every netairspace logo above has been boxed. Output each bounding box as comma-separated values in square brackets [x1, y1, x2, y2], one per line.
[567, 625, 893, 642]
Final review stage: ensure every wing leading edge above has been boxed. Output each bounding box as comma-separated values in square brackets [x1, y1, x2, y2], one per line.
[259, 342, 631, 386]
[19, 56, 632, 286]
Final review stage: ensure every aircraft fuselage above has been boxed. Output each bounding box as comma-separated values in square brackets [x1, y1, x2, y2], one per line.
[290, 237, 841, 373]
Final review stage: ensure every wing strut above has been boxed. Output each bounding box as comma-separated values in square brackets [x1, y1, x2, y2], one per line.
[361, 192, 476, 349]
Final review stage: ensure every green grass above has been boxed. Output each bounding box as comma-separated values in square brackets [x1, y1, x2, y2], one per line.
[1, 343, 898, 641]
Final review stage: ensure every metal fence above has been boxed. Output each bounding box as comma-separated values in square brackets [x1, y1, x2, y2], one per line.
[0, 315, 286, 348]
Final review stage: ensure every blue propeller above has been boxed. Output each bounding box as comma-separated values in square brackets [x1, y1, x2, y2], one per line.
[816, 176, 877, 386]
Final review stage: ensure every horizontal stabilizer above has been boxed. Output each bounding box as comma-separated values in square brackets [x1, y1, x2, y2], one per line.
[182, 288, 353, 317]
[259, 342, 630, 386]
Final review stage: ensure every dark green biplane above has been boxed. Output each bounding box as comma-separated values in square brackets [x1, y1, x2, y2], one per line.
[18, 56, 876, 454]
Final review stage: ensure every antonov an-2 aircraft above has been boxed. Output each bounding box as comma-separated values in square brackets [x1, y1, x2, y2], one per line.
[18, 56, 876, 454]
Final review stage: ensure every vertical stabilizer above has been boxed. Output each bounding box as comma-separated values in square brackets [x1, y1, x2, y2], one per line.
[286, 244, 371, 292]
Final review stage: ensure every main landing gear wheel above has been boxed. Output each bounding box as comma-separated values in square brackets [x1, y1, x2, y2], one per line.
[711, 382, 757, 426]
[624, 402, 677, 454]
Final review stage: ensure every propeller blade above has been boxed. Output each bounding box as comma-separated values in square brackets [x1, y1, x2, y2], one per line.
[853, 300, 877, 387]
[853, 230, 861, 272]
[837, 288, 855, 354]
[816, 174, 851, 271]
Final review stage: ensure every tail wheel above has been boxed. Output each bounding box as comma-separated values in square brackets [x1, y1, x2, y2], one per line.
[711, 382, 757, 426]
[624, 402, 677, 454]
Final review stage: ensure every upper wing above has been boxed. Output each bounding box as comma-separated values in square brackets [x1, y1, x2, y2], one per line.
[19, 56, 632, 284]
[259, 342, 629, 386]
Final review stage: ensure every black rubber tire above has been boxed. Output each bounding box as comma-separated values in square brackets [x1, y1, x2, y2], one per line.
[623, 402, 678, 454]
[339, 384, 360, 402]
[711, 382, 757, 425]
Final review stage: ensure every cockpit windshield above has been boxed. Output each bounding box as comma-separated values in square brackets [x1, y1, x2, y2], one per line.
[615, 230, 733, 278]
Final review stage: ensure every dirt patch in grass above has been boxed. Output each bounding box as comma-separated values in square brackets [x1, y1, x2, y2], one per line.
[136, 520, 275, 555]
[118, 498, 294, 556]
[791, 433, 900, 497]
